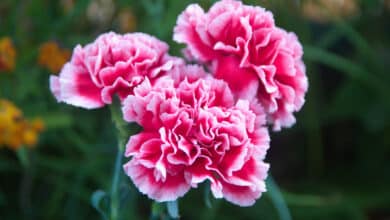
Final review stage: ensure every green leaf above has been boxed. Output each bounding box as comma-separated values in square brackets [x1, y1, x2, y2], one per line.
[16, 146, 29, 168]
[203, 182, 212, 208]
[304, 45, 390, 106]
[166, 200, 179, 219]
[151, 202, 165, 220]
[41, 113, 73, 129]
[91, 190, 109, 220]
[266, 176, 292, 220]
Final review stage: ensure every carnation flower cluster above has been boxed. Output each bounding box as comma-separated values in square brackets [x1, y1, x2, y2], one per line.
[50, 0, 308, 207]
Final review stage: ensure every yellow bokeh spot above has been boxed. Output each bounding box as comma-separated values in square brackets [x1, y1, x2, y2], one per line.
[0, 99, 44, 151]
[22, 129, 38, 147]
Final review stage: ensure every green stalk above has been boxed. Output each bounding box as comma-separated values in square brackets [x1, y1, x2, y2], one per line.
[109, 99, 136, 220]
[17, 147, 33, 219]
[110, 146, 124, 220]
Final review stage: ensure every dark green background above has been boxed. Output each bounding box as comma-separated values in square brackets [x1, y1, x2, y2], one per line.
[0, 0, 389, 219]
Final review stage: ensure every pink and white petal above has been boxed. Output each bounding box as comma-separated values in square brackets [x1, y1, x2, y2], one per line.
[274, 51, 296, 77]
[275, 80, 295, 105]
[149, 56, 184, 78]
[186, 156, 214, 186]
[219, 145, 249, 176]
[250, 128, 270, 160]
[137, 139, 165, 170]
[51, 64, 104, 109]
[173, 4, 217, 61]
[50, 76, 61, 101]
[249, 99, 267, 127]
[231, 158, 269, 185]
[270, 108, 296, 131]
[101, 77, 142, 104]
[219, 181, 264, 207]
[213, 56, 259, 101]
[123, 160, 191, 202]
[218, 158, 269, 206]
[169, 64, 207, 85]
[125, 132, 161, 157]
[121, 83, 159, 128]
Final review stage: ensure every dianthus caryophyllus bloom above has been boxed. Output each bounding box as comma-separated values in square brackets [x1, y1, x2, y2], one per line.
[122, 66, 270, 206]
[174, 0, 308, 130]
[50, 32, 183, 109]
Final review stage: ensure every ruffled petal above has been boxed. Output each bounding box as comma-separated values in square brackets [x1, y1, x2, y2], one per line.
[173, 0, 308, 130]
[123, 160, 191, 202]
[50, 64, 104, 109]
[50, 32, 183, 109]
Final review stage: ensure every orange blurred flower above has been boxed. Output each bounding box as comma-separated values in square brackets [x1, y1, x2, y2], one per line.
[0, 100, 45, 150]
[118, 8, 137, 33]
[38, 41, 71, 74]
[302, 0, 359, 23]
[0, 37, 16, 72]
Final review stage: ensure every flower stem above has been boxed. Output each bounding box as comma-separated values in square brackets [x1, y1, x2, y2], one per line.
[110, 146, 124, 220]
[109, 98, 132, 220]
[17, 147, 33, 219]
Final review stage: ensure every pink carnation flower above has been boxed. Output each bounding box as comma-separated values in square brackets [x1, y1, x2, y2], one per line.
[122, 67, 269, 206]
[50, 32, 183, 109]
[174, 0, 308, 130]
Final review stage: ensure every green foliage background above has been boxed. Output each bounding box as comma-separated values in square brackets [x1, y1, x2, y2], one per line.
[0, 0, 389, 219]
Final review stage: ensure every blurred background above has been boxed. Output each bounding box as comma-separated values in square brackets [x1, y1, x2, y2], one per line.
[0, 0, 389, 219]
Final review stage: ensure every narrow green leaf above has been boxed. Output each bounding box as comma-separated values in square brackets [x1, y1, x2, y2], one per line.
[266, 176, 292, 220]
[166, 200, 179, 219]
[41, 113, 73, 129]
[91, 190, 109, 220]
[151, 202, 165, 220]
[304, 45, 390, 106]
[203, 182, 212, 208]
[16, 146, 29, 168]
